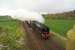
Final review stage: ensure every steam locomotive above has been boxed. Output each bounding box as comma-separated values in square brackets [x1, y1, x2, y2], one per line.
[26, 21, 50, 40]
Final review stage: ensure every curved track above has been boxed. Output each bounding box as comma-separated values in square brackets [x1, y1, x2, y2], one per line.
[22, 21, 65, 50]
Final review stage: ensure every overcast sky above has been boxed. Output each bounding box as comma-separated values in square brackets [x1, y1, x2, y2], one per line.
[0, 0, 75, 13]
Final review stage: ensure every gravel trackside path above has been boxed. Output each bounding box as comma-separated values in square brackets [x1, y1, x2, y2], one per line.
[22, 21, 65, 50]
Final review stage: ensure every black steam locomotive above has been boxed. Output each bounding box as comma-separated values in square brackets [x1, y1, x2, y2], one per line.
[26, 21, 50, 40]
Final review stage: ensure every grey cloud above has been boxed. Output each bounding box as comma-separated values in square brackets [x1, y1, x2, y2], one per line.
[0, 0, 75, 13]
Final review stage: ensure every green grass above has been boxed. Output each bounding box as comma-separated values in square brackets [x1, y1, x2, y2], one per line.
[0, 16, 75, 49]
[45, 19, 75, 47]
[0, 16, 24, 50]
[45, 19, 75, 37]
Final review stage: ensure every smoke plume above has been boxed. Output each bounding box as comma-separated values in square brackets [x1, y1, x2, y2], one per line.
[0, 9, 45, 23]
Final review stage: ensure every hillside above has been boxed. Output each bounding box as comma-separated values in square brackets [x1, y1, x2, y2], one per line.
[43, 10, 75, 20]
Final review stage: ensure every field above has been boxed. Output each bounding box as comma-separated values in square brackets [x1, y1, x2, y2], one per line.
[45, 19, 75, 37]
[0, 16, 24, 50]
[45, 19, 75, 48]
[0, 16, 75, 50]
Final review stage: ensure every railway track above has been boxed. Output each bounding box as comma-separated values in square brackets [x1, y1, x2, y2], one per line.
[22, 21, 65, 50]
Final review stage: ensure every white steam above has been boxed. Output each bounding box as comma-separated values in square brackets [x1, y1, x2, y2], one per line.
[0, 9, 44, 23]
